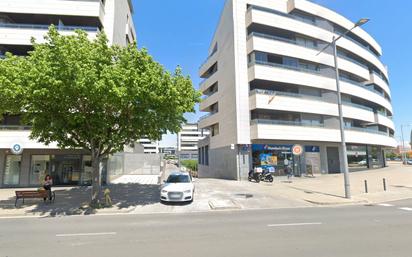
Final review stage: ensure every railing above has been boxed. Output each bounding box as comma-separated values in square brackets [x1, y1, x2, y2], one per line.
[0, 23, 99, 32]
[337, 52, 369, 70]
[0, 125, 32, 130]
[334, 29, 380, 58]
[200, 47, 218, 68]
[248, 5, 381, 59]
[345, 127, 388, 136]
[248, 32, 319, 50]
[371, 70, 389, 84]
[251, 119, 325, 128]
[248, 6, 317, 26]
[250, 60, 322, 75]
[339, 77, 385, 97]
[250, 88, 324, 100]
[342, 101, 374, 112]
[199, 112, 217, 121]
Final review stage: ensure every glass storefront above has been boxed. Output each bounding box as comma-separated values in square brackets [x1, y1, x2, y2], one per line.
[30, 155, 51, 185]
[347, 145, 368, 172]
[28, 154, 93, 186]
[252, 144, 295, 176]
[3, 155, 21, 186]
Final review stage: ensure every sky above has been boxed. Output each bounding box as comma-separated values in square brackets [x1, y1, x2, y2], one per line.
[132, 0, 412, 147]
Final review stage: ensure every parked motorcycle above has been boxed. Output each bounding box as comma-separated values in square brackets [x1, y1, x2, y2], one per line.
[259, 169, 274, 182]
[248, 170, 261, 183]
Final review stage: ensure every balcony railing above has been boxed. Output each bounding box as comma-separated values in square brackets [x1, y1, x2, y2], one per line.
[337, 52, 369, 70]
[339, 77, 385, 97]
[248, 32, 319, 50]
[248, 5, 381, 60]
[250, 60, 322, 75]
[200, 46, 218, 68]
[199, 112, 217, 121]
[342, 101, 374, 112]
[345, 127, 388, 136]
[0, 125, 32, 130]
[251, 119, 325, 128]
[0, 23, 99, 32]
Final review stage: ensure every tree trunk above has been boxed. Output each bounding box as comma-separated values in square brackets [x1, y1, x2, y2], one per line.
[90, 150, 102, 207]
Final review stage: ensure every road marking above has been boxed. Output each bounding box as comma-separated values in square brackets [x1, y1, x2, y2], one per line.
[267, 222, 322, 227]
[56, 232, 117, 237]
[378, 204, 394, 207]
[399, 207, 412, 211]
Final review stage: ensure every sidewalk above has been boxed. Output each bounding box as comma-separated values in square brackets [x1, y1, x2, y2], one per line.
[0, 163, 410, 218]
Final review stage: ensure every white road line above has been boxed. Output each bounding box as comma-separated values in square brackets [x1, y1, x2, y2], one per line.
[399, 207, 412, 211]
[267, 222, 322, 227]
[56, 232, 117, 237]
[378, 204, 394, 207]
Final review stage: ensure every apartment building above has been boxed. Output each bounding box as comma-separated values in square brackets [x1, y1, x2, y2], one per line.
[0, 0, 136, 187]
[198, 0, 396, 180]
[177, 123, 209, 162]
[136, 138, 159, 154]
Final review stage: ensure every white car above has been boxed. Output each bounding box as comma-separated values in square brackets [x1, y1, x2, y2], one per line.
[160, 172, 195, 202]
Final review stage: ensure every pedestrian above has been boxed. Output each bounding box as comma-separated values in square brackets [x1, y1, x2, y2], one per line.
[43, 175, 53, 201]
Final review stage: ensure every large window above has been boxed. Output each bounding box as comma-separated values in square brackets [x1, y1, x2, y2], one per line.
[3, 155, 21, 186]
[347, 145, 368, 171]
[30, 155, 51, 185]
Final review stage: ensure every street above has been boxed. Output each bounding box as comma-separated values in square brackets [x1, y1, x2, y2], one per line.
[1, 199, 412, 257]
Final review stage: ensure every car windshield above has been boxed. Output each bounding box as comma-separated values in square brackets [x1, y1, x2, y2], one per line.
[166, 174, 190, 183]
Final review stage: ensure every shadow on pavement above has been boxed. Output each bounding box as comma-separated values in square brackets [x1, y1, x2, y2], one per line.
[0, 183, 160, 217]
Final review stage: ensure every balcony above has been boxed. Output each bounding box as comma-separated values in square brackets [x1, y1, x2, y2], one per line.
[0, 23, 99, 46]
[248, 32, 370, 80]
[249, 119, 397, 147]
[246, 5, 388, 80]
[250, 119, 340, 142]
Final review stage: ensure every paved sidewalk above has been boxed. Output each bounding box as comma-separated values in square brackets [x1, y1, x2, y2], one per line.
[0, 163, 410, 217]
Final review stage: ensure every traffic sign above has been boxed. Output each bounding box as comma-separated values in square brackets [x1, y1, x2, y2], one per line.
[292, 144, 303, 156]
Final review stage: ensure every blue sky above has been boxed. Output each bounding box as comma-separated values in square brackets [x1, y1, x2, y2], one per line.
[132, 0, 411, 146]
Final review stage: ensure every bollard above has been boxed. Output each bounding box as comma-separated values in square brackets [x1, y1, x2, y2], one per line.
[364, 180, 368, 193]
[383, 178, 387, 191]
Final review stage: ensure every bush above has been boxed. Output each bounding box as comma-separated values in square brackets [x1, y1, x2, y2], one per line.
[180, 160, 198, 171]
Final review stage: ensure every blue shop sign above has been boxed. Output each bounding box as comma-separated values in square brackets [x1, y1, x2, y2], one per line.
[252, 144, 293, 152]
[305, 146, 320, 153]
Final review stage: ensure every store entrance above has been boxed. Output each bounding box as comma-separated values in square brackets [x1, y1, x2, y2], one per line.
[51, 155, 82, 185]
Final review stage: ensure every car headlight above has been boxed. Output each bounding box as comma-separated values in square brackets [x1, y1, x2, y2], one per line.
[161, 190, 168, 193]
[184, 190, 192, 194]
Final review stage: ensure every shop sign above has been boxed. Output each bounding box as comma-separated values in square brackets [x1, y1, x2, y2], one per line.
[292, 144, 303, 156]
[252, 144, 293, 152]
[305, 146, 320, 153]
[10, 143, 23, 155]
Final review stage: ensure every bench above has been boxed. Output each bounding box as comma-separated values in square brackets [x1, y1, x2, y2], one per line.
[15, 190, 56, 207]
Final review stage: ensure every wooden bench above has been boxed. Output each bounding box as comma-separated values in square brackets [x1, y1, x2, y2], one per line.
[15, 190, 56, 207]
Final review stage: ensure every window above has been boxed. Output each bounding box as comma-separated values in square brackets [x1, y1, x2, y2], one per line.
[30, 155, 51, 185]
[211, 124, 219, 137]
[3, 155, 21, 186]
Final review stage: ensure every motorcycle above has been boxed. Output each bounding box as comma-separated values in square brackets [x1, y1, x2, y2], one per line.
[259, 169, 274, 183]
[248, 170, 261, 183]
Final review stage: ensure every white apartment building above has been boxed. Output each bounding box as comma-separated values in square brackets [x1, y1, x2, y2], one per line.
[198, 0, 396, 180]
[136, 138, 159, 154]
[0, 0, 136, 187]
[177, 123, 209, 161]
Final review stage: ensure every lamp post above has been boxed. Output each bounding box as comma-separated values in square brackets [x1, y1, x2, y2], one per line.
[400, 124, 412, 163]
[317, 18, 369, 199]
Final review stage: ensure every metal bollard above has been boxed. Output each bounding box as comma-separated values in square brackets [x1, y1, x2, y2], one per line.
[383, 178, 387, 191]
[364, 180, 368, 193]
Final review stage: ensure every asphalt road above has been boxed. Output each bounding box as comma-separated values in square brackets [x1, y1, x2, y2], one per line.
[1, 199, 412, 257]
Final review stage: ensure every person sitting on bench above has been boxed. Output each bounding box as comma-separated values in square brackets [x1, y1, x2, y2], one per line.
[43, 175, 53, 201]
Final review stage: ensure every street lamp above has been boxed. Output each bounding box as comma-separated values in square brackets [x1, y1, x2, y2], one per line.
[317, 18, 370, 199]
[400, 124, 412, 163]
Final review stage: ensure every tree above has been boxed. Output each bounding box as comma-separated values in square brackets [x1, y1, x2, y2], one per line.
[0, 54, 27, 120]
[22, 27, 200, 206]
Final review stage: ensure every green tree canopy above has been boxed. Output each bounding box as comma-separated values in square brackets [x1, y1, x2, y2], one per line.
[0, 54, 28, 119]
[20, 27, 199, 205]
